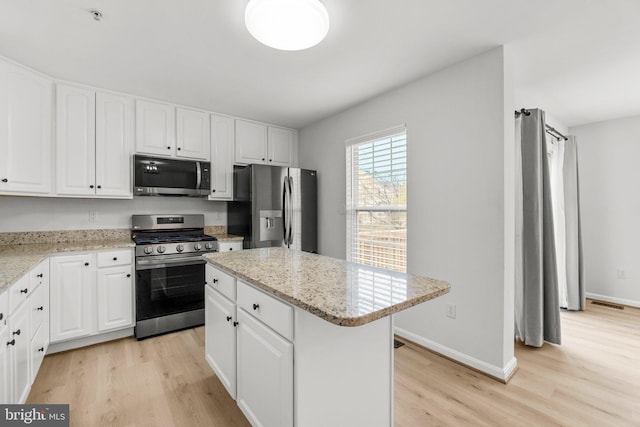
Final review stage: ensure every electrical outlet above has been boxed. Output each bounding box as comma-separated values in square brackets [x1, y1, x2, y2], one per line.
[446, 303, 456, 319]
[89, 211, 98, 223]
[617, 269, 627, 279]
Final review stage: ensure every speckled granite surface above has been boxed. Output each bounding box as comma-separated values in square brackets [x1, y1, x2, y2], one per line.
[0, 229, 131, 245]
[0, 239, 134, 294]
[204, 248, 450, 327]
[212, 234, 244, 242]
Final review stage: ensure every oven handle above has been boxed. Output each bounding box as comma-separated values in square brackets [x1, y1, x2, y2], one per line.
[136, 256, 207, 271]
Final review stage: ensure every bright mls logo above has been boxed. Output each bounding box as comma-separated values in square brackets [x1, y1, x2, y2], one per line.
[1, 405, 69, 426]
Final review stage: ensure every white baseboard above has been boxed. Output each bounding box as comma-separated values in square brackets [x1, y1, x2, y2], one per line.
[395, 326, 518, 382]
[586, 293, 640, 308]
[48, 327, 134, 354]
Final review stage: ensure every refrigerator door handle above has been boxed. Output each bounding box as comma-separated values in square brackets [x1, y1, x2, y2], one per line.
[283, 176, 291, 246]
[288, 176, 294, 246]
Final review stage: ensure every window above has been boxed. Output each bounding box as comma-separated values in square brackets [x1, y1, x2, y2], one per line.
[346, 126, 407, 272]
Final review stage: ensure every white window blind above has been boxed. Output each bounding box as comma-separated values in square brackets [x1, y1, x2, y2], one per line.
[346, 126, 407, 272]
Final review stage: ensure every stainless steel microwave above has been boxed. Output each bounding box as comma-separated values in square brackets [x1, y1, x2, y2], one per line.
[134, 155, 210, 197]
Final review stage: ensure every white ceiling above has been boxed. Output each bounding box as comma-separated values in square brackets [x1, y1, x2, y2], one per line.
[0, 0, 638, 129]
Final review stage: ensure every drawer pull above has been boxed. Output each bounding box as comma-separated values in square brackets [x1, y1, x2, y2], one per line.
[20, 288, 28, 294]
[226, 316, 232, 322]
[0, 313, 3, 321]
[13, 329, 20, 336]
[229, 247, 233, 251]
[252, 303, 260, 311]
[127, 274, 131, 278]
[85, 262, 90, 266]
[37, 306, 44, 311]
[213, 278, 218, 284]
[7, 339, 15, 346]
[38, 347, 45, 352]
[233, 321, 239, 327]
[37, 273, 43, 278]
[113, 257, 118, 261]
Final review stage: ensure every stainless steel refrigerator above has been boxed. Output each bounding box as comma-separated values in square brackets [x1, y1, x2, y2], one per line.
[227, 164, 317, 253]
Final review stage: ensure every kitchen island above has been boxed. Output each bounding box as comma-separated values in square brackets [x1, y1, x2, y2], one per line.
[203, 247, 450, 427]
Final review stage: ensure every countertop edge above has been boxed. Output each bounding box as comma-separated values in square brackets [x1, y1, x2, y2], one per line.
[207, 258, 451, 327]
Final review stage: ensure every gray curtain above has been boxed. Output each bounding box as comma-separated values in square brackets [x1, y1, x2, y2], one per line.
[519, 109, 562, 346]
[563, 136, 585, 311]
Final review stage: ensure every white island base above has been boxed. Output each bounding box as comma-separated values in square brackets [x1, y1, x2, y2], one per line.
[293, 307, 393, 427]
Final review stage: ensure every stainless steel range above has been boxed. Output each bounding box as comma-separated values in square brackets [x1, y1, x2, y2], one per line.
[132, 214, 218, 339]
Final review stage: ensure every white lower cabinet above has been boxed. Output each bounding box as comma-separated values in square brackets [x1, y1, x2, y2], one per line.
[218, 241, 243, 252]
[7, 298, 30, 404]
[97, 265, 133, 332]
[236, 309, 293, 427]
[205, 285, 237, 397]
[205, 265, 293, 427]
[49, 253, 94, 342]
[50, 249, 133, 344]
[0, 324, 8, 403]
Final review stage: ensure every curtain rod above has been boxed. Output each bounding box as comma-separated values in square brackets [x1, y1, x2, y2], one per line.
[514, 109, 568, 141]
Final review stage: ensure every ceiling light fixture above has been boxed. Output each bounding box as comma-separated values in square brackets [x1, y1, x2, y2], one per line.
[245, 0, 330, 51]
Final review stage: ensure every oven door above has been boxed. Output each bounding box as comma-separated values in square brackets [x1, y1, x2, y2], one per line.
[135, 255, 206, 321]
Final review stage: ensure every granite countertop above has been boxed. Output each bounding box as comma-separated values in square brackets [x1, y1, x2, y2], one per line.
[213, 234, 244, 242]
[0, 239, 135, 294]
[204, 247, 451, 327]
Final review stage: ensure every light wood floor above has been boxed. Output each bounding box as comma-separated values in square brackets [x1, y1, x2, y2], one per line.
[29, 301, 640, 426]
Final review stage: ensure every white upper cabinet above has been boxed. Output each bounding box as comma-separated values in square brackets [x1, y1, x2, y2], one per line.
[210, 114, 234, 200]
[135, 99, 176, 157]
[268, 127, 295, 166]
[235, 119, 296, 167]
[0, 58, 53, 195]
[56, 85, 132, 198]
[235, 119, 268, 164]
[176, 107, 210, 160]
[95, 92, 134, 197]
[56, 84, 96, 196]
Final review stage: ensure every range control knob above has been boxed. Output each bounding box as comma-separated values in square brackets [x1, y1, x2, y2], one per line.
[205, 242, 213, 250]
[157, 246, 166, 254]
[144, 247, 153, 254]
[176, 244, 184, 252]
[194, 243, 202, 251]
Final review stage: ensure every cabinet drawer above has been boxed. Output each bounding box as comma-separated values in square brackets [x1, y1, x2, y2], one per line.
[8, 274, 31, 315]
[29, 260, 48, 290]
[237, 280, 292, 341]
[29, 283, 47, 339]
[0, 290, 7, 324]
[206, 265, 236, 301]
[218, 241, 243, 252]
[97, 249, 132, 268]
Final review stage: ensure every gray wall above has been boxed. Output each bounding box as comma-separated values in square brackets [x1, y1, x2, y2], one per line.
[571, 114, 640, 307]
[299, 47, 515, 378]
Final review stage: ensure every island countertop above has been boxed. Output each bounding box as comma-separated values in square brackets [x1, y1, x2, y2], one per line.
[203, 247, 451, 327]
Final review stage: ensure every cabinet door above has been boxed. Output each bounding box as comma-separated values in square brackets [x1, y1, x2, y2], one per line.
[0, 59, 53, 194]
[55, 84, 96, 196]
[96, 92, 134, 197]
[135, 99, 176, 156]
[176, 107, 210, 160]
[268, 127, 294, 167]
[235, 120, 267, 165]
[97, 265, 133, 332]
[0, 325, 9, 403]
[205, 286, 237, 398]
[236, 309, 293, 427]
[30, 322, 48, 384]
[8, 301, 30, 404]
[210, 114, 234, 199]
[50, 254, 95, 342]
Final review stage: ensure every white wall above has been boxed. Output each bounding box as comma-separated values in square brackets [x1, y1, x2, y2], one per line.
[299, 47, 515, 379]
[571, 115, 640, 307]
[0, 196, 226, 232]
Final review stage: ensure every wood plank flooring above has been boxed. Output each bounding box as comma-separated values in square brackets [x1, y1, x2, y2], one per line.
[28, 301, 640, 426]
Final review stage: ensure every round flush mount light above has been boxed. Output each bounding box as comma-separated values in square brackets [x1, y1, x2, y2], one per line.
[245, 0, 330, 51]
